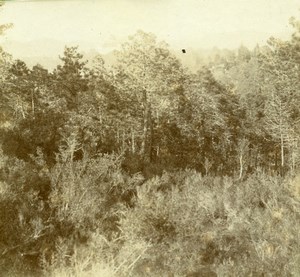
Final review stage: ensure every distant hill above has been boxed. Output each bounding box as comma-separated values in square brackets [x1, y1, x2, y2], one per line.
[0, 38, 116, 70]
[0, 38, 252, 73]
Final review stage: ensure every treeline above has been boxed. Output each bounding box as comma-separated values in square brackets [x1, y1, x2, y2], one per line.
[0, 17, 300, 276]
[1, 26, 300, 177]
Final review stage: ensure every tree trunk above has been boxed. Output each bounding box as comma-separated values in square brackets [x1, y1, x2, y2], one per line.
[122, 130, 126, 151]
[280, 133, 284, 167]
[275, 150, 278, 172]
[140, 90, 152, 163]
[131, 127, 135, 154]
[31, 89, 35, 116]
[117, 127, 120, 144]
[140, 92, 147, 157]
[280, 133, 284, 175]
[239, 154, 243, 179]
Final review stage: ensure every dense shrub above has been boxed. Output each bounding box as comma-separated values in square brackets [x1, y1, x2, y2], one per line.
[0, 139, 143, 275]
[118, 171, 300, 276]
[1, 141, 300, 276]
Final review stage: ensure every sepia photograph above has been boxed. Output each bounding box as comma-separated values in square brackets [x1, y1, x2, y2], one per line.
[0, 0, 300, 276]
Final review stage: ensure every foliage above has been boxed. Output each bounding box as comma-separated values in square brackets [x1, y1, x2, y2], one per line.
[1, 11, 300, 277]
[119, 171, 300, 276]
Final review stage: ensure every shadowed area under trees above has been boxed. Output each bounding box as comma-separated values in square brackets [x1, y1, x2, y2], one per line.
[1, 4, 300, 276]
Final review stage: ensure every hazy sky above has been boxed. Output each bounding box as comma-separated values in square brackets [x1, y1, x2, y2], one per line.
[0, 0, 299, 60]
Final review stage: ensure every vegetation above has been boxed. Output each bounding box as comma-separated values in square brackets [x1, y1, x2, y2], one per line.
[0, 5, 300, 276]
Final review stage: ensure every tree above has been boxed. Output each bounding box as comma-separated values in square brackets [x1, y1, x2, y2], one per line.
[3, 59, 33, 120]
[0, 49, 12, 124]
[114, 30, 185, 164]
[237, 45, 251, 63]
[53, 46, 89, 109]
[258, 25, 300, 174]
[264, 92, 297, 174]
[87, 55, 138, 154]
[179, 66, 246, 174]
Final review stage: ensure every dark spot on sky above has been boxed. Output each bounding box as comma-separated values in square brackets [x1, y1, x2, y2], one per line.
[182, 49, 186, 53]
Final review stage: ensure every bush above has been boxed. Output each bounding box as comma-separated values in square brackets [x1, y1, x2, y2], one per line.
[2, 139, 300, 276]
[0, 136, 143, 275]
[118, 171, 300, 276]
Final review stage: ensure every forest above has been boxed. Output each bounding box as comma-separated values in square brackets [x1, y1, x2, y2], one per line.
[0, 4, 300, 276]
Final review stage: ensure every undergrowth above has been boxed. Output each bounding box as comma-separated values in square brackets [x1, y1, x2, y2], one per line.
[1, 145, 300, 276]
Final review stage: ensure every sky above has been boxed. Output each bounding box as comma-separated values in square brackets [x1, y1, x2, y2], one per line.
[0, 0, 299, 67]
